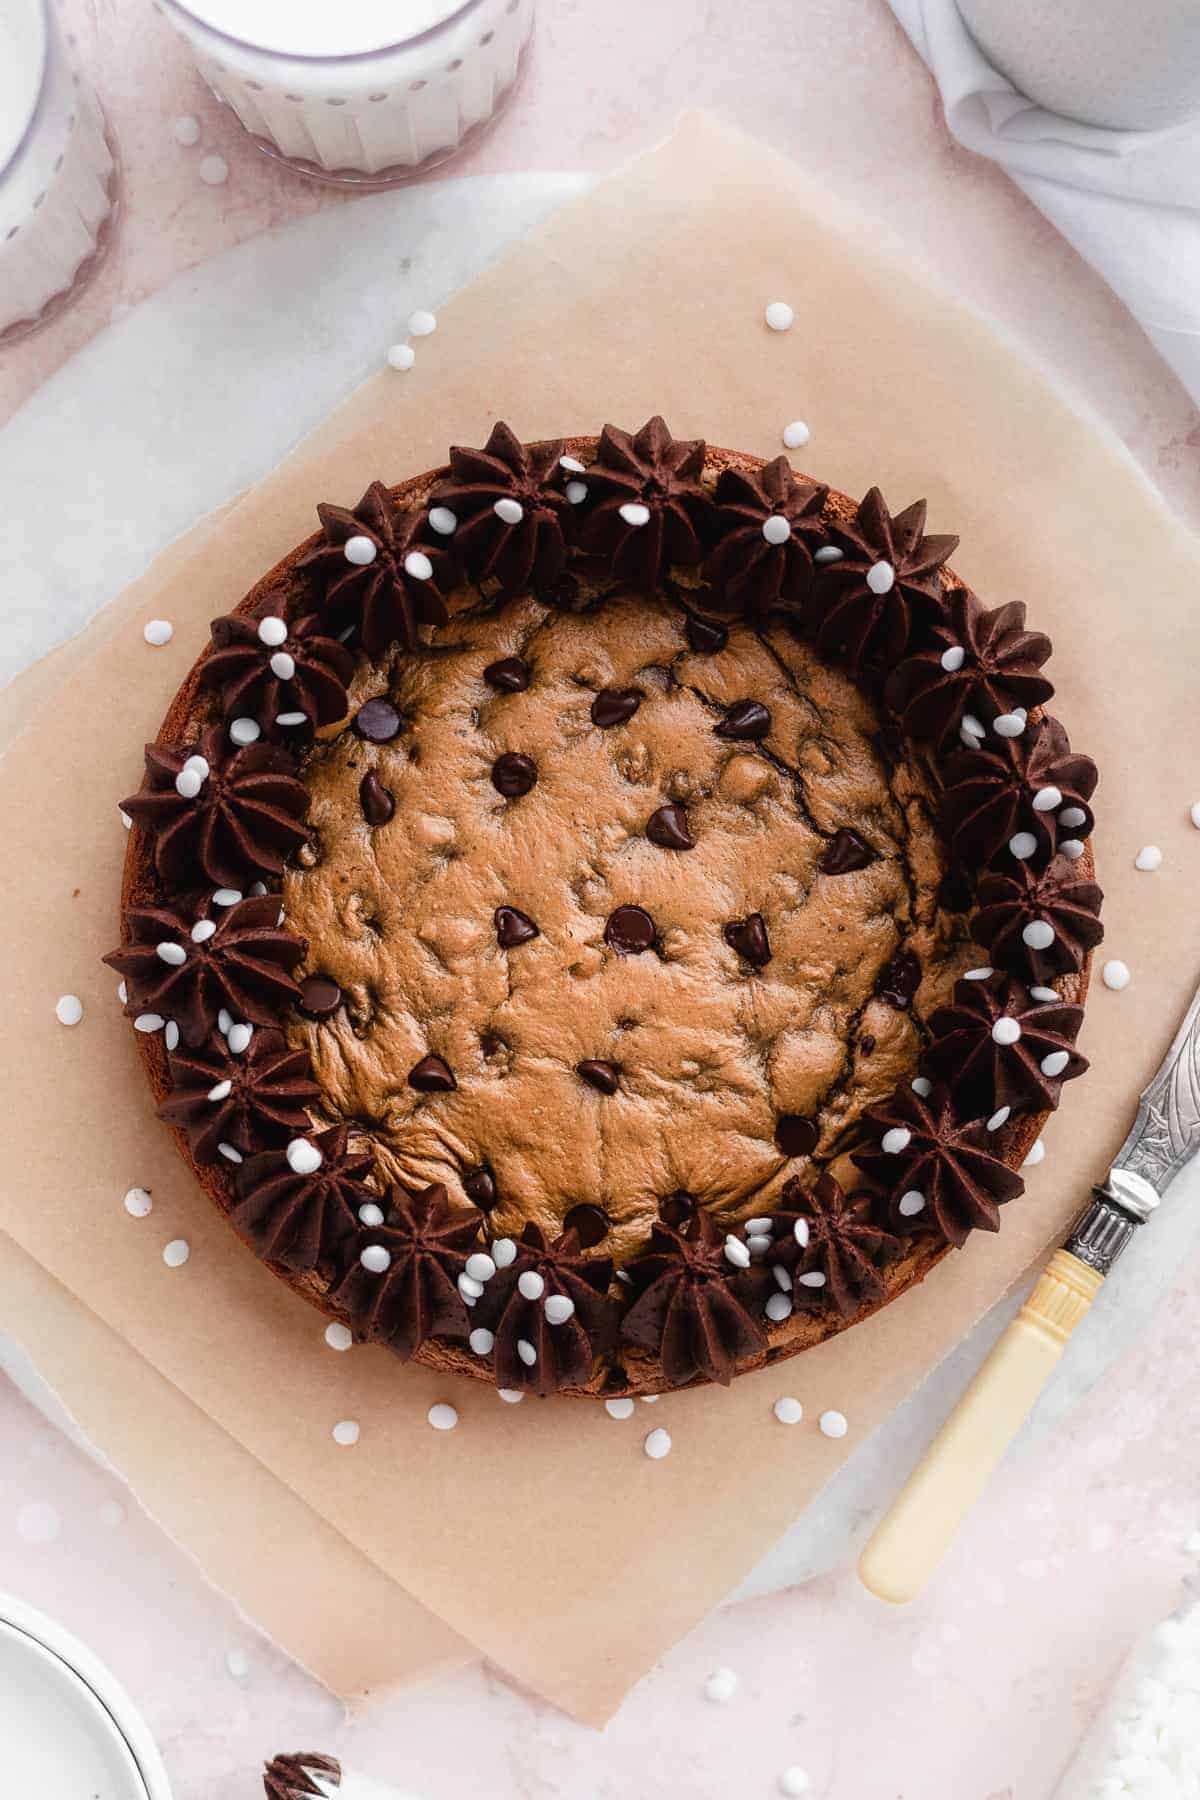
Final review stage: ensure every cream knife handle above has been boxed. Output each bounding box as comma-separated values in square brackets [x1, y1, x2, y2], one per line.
[858, 1249, 1103, 1606]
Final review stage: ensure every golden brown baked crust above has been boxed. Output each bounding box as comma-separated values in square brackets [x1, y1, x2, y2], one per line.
[115, 435, 1095, 1397]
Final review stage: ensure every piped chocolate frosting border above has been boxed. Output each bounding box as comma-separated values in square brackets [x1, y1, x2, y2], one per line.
[107, 419, 1102, 1398]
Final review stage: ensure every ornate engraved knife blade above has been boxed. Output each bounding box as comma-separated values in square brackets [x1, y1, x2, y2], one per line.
[859, 976, 1200, 1606]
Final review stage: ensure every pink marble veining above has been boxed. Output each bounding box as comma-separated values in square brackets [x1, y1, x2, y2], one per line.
[4, 3, 1200, 1795]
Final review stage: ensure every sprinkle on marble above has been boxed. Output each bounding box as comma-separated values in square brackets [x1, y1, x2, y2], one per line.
[224, 1648, 250, 1680]
[198, 153, 229, 186]
[1103, 959, 1131, 991]
[778, 1768, 811, 1797]
[55, 993, 83, 1026]
[1009, 831, 1038, 861]
[143, 618, 173, 646]
[360, 1244, 391, 1274]
[428, 1403, 458, 1432]
[332, 1419, 360, 1446]
[991, 1017, 1021, 1046]
[1135, 845, 1163, 872]
[408, 309, 437, 337]
[619, 501, 651, 528]
[286, 1137, 323, 1175]
[469, 1327, 495, 1356]
[386, 343, 416, 371]
[881, 1127, 912, 1155]
[1184, 1530, 1200, 1556]
[163, 1238, 190, 1268]
[773, 1396, 803, 1425]
[764, 300, 794, 331]
[123, 1186, 152, 1218]
[498, 1388, 524, 1403]
[644, 1426, 673, 1460]
[818, 1409, 848, 1440]
[1023, 1138, 1046, 1168]
[172, 114, 200, 146]
[724, 1235, 751, 1270]
[343, 534, 377, 566]
[640, 1394, 660, 1403]
[605, 1397, 635, 1419]
[428, 505, 457, 535]
[1191, 802, 1200, 830]
[325, 1322, 352, 1352]
[782, 420, 810, 450]
[705, 1667, 739, 1702]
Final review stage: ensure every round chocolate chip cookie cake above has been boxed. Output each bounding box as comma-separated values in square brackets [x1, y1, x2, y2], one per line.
[107, 418, 1103, 1398]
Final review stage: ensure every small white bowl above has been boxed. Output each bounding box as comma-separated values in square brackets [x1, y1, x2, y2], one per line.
[0, 1591, 172, 1798]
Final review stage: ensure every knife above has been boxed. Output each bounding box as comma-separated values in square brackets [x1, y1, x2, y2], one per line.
[858, 976, 1200, 1605]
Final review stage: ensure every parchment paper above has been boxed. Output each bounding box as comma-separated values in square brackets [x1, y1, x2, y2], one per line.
[2, 112, 1199, 1726]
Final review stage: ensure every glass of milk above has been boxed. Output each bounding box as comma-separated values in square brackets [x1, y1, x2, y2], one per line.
[156, 0, 537, 186]
[0, 0, 119, 341]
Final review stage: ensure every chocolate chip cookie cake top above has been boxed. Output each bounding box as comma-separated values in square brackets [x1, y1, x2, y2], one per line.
[108, 418, 1102, 1398]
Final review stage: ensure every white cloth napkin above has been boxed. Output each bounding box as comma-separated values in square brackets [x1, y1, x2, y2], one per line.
[887, 0, 1200, 407]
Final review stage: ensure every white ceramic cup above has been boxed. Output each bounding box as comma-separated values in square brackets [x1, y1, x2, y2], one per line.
[156, 0, 536, 186]
[957, 0, 1200, 130]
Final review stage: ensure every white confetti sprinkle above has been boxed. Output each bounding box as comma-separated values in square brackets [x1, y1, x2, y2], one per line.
[386, 342, 415, 371]
[1103, 959, 1131, 991]
[640, 1395, 660, 1403]
[994, 712, 1025, 737]
[1059, 838, 1086, 860]
[1023, 1138, 1046, 1167]
[517, 1269, 545, 1301]
[819, 1409, 848, 1440]
[706, 1666, 739, 1702]
[1191, 802, 1200, 830]
[343, 534, 377, 566]
[773, 1396, 803, 1425]
[793, 1217, 810, 1248]
[544, 1293, 576, 1325]
[458, 1273, 484, 1301]
[517, 1339, 537, 1366]
[746, 1216, 773, 1234]
[991, 1017, 1021, 1046]
[465, 1252, 496, 1283]
[813, 545, 843, 566]
[605, 1397, 635, 1419]
[428, 1403, 458, 1432]
[134, 1013, 165, 1033]
[332, 1419, 360, 1446]
[229, 717, 261, 746]
[172, 114, 200, 146]
[275, 712, 307, 727]
[1032, 785, 1062, 813]
[408, 308, 437, 336]
[212, 887, 242, 906]
[782, 420, 810, 449]
[491, 1237, 518, 1268]
[269, 650, 295, 682]
[163, 1238, 190, 1268]
[565, 480, 588, 505]
[325, 1322, 352, 1352]
[911, 1076, 933, 1096]
[986, 1107, 1011, 1133]
[1060, 807, 1088, 829]
[559, 455, 586, 473]
[644, 1427, 672, 1460]
[1135, 845, 1163, 872]
[619, 501, 651, 528]
[360, 1245, 391, 1274]
[765, 1292, 793, 1322]
[174, 767, 203, 799]
[1009, 831, 1038, 861]
[55, 993, 83, 1026]
[206, 1079, 232, 1102]
[778, 1769, 811, 1797]
[257, 615, 288, 647]
[1041, 1050, 1070, 1078]
[898, 1189, 926, 1217]
[17, 1501, 60, 1545]
[724, 1235, 751, 1269]
[286, 1137, 322, 1175]
[217, 1142, 242, 1164]
[762, 514, 792, 546]
[224, 1648, 250, 1680]
[960, 712, 985, 739]
[119, 808, 132, 830]
[428, 506, 457, 535]
[797, 1270, 827, 1289]
[940, 646, 965, 673]
[493, 496, 523, 525]
[497, 1388, 524, 1404]
[123, 1187, 152, 1218]
[198, 153, 229, 185]
[227, 1022, 253, 1054]
[1030, 986, 1059, 1004]
[1022, 920, 1055, 951]
[866, 560, 895, 595]
[881, 1127, 912, 1155]
[1184, 1531, 1200, 1556]
[156, 940, 186, 966]
[143, 618, 173, 646]
[746, 1232, 772, 1257]
[164, 1020, 180, 1051]
[357, 1202, 384, 1227]
[772, 1264, 793, 1291]
[404, 551, 433, 581]
[764, 300, 794, 331]
[190, 918, 216, 943]
[469, 1328, 495, 1355]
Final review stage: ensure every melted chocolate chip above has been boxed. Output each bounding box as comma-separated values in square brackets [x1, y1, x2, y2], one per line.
[484, 656, 531, 693]
[658, 1191, 695, 1228]
[563, 1202, 610, 1247]
[820, 828, 877, 875]
[298, 974, 342, 1019]
[686, 614, 729, 654]
[591, 687, 642, 729]
[723, 913, 771, 968]
[464, 1166, 498, 1210]
[408, 1054, 456, 1093]
[577, 1059, 620, 1095]
[491, 752, 538, 797]
[646, 803, 695, 851]
[714, 699, 771, 741]
[495, 905, 539, 948]
[604, 905, 656, 955]
[353, 698, 402, 742]
[877, 947, 922, 1009]
[774, 1114, 819, 1157]
[359, 771, 395, 826]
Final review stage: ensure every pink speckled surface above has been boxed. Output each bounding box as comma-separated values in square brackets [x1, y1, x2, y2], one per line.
[4, 2, 1200, 1795]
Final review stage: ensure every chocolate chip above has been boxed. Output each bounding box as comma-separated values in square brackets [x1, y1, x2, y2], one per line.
[774, 1114, 819, 1157]
[298, 975, 342, 1019]
[577, 1059, 620, 1094]
[646, 803, 694, 851]
[408, 1054, 456, 1093]
[591, 687, 642, 728]
[353, 698, 402, 742]
[723, 913, 771, 967]
[686, 614, 729, 654]
[604, 905, 656, 955]
[877, 947, 922, 1008]
[491, 752, 538, 797]
[464, 1166, 498, 1210]
[359, 771, 395, 826]
[563, 1202, 609, 1247]
[495, 905, 539, 947]
[820, 827, 877, 875]
[658, 1191, 694, 1228]
[714, 699, 771, 741]
[484, 656, 530, 693]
